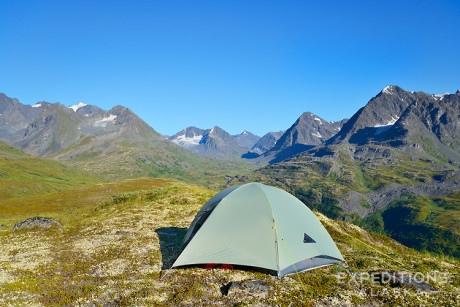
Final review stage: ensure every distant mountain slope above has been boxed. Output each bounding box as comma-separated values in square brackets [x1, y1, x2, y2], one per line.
[318, 86, 460, 163]
[0, 140, 102, 200]
[375, 91, 460, 162]
[274, 112, 343, 150]
[195, 126, 251, 159]
[256, 112, 347, 163]
[328, 85, 435, 145]
[251, 131, 284, 154]
[0, 93, 49, 141]
[169, 126, 256, 159]
[170, 127, 209, 149]
[233, 131, 260, 148]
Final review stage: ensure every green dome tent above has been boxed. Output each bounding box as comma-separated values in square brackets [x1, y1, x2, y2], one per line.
[172, 182, 344, 277]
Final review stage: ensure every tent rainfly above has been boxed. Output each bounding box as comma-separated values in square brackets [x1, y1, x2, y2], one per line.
[172, 182, 344, 277]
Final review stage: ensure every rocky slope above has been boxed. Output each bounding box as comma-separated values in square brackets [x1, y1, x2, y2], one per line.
[1, 179, 457, 305]
[0, 93, 49, 141]
[275, 112, 344, 149]
[233, 130, 260, 148]
[326, 86, 459, 162]
[255, 112, 347, 163]
[251, 131, 285, 154]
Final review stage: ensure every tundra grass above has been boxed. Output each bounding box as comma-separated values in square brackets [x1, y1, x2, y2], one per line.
[0, 141, 103, 201]
[0, 179, 458, 306]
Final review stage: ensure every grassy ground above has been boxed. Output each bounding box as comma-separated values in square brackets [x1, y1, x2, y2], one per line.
[0, 141, 103, 201]
[0, 178, 458, 306]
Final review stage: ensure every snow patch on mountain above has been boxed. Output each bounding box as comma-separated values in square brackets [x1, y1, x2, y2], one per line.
[93, 114, 117, 127]
[69, 102, 87, 112]
[32, 103, 42, 108]
[314, 117, 322, 124]
[433, 93, 449, 100]
[171, 134, 203, 148]
[382, 85, 397, 94]
[311, 131, 322, 138]
[374, 116, 399, 128]
[374, 116, 399, 135]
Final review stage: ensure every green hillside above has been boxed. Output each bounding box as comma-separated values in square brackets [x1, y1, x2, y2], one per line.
[0, 136, 259, 202]
[359, 192, 460, 258]
[0, 178, 458, 305]
[0, 141, 103, 200]
[50, 133, 261, 188]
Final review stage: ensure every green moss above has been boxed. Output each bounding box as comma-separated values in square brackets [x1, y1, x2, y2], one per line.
[360, 199, 371, 209]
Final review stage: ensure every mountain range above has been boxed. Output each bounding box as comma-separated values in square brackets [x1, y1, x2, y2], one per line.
[0, 93, 257, 184]
[168, 113, 348, 160]
[2, 85, 458, 171]
[168, 126, 257, 159]
[253, 113, 348, 163]
[170, 126, 289, 159]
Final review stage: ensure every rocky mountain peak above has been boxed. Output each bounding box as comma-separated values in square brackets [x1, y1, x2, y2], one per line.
[68, 102, 88, 112]
[380, 85, 403, 95]
[328, 85, 418, 145]
[271, 112, 343, 152]
[234, 130, 260, 148]
[251, 131, 284, 154]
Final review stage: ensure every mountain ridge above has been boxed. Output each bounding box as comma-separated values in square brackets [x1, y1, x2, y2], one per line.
[0, 94, 259, 184]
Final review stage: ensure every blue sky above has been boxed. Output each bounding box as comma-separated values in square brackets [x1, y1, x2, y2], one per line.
[1, 0, 459, 136]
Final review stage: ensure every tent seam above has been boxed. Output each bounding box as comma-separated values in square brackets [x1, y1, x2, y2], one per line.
[257, 184, 281, 276]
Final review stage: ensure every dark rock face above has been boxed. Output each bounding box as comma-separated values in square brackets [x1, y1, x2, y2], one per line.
[328, 86, 460, 159]
[0, 93, 49, 142]
[256, 113, 347, 163]
[251, 131, 284, 154]
[12, 217, 62, 232]
[328, 85, 414, 145]
[274, 112, 344, 151]
[292, 86, 459, 167]
[375, 92, 460, 162]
